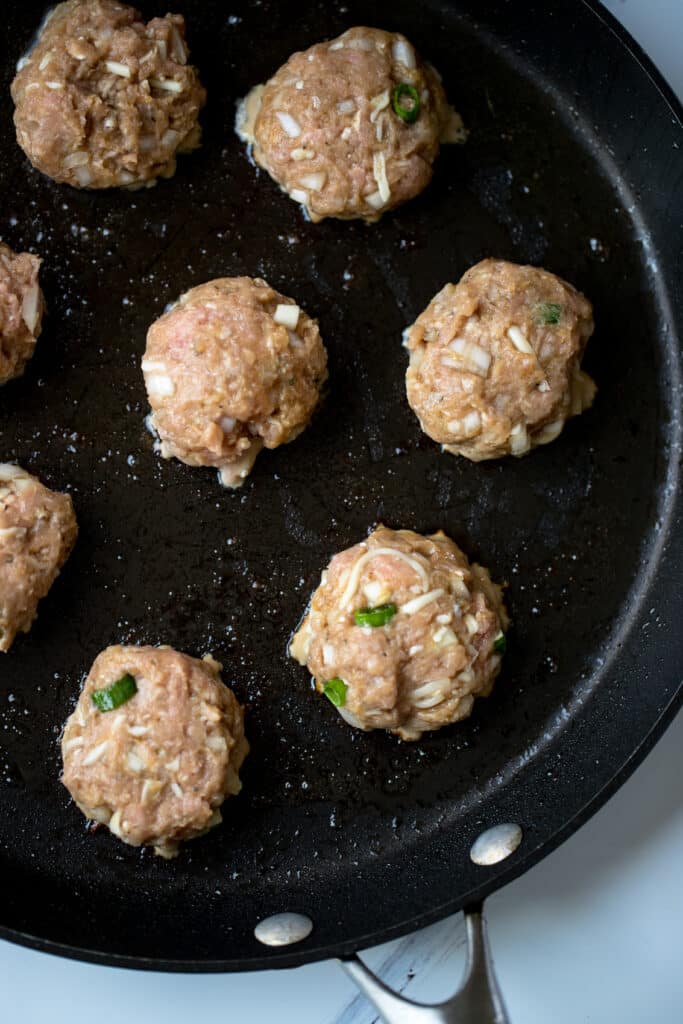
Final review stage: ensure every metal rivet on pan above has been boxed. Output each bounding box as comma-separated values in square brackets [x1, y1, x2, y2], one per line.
[254, 912, 313, 947]
[470, 823, 523, 866]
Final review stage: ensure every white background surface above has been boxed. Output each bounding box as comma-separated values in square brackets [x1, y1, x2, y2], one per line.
[2, 3, 682, 1022]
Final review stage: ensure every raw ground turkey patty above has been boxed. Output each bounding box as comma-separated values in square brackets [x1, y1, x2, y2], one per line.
[405, 258, 596, 461]
[0, 464, 77, 652]
[290, 525, 508, 740]
[0, 242, 44, 385]
[11, 0, 206, 189]
[143, 276, 328, 487]
[61, 645, 249, 857]
[237, 25, 464, 223]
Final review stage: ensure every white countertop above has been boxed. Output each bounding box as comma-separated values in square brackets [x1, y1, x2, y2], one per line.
[3, 3, 682, 1022]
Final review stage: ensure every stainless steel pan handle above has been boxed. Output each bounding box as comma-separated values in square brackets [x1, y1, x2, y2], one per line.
[340, 904, 509, 1024]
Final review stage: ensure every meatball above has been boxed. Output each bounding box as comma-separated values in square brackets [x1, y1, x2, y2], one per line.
[11, 0, 205, 189]
[405, 259, 596, 461]
[236, 26, 461, 223]
[0, 464, 77, 653]
[0, 242, 45, 385]
[143, 277, 328, 487]
[289, 526, 508, 740]
[61, 645, 249, 858]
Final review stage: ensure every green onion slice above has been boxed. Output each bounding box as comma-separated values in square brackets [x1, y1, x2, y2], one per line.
[354, 603, 398, 627]
[392, 84, 420, 124]
[323, 677, 347, 707]
[536, 302, 562, 325]
[493, 633, 507, 654]
[92, 673, 138, 712]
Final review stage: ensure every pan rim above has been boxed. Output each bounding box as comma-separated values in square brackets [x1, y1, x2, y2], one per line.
[1, 0, 682, 972]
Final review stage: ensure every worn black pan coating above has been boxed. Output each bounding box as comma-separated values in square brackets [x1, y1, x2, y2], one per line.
[0, 0, 681, 972]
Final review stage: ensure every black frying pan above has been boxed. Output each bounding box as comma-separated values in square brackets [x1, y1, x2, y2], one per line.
[0, 0, 681, 999]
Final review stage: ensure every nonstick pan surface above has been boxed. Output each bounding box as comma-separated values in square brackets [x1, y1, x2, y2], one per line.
[0, 0, 681, 971]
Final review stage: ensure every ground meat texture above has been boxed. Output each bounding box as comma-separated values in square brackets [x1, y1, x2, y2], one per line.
[61, 645, 249, 858]
[236, 26, 461, 223]
[289, 526, 508, 740]
[143, 277, 328, 487]
[0, 465, 77, 653]
[405, 259, 596, 461]
[11, 0, 205, 189]
[0, 243, 44, 386]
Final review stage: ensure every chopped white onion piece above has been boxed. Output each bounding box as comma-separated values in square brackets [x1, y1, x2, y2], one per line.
[276, 111, 302, 137]
[162, 128, 181, 148]
[45, 81, 63, 89]
[347, 36, 374, 51]
[369, 90, 390, 122]
[322, 643, 335, 666]
[465, 614, 479, 635]
[21, 283, 40, 332]
[170, 782, 183, 799]
[362, 580, 384, 604]
[510, 422, 530, 455]
[462, 410, 482, 436]
[0, 464, 26, 483]
[38, 53, 53, 71]
[207, 734, 227, 753]
[289, 619, 312, 664]
[538, 380, 550, 392]
[273, 303, 300, 329]
[105, 60, 130, 78]
[366, 189, 384, 209]
[337, 706, 364, 728]
[507, 325, 534, 354]
[218, 439, 263, 489]
[219, 415, 236, 433]
[141, 359, 167, 373]
[373, 151, 391, 203]
[0, 526, 25, 541]
[128, 725, 149, 737]
[141, 779, 161, 804]
[536, 419, 564, 445]
[290, 188, 308, 204]
[108, 810, 124, 837]
[433, 626, 458, 648]
[146, 373, 175, 397]
[126, 751, 145, 773]
[62, 737, 84, 752]
[169, 25, 187, 64]
[337, 99, 355, 115]
[73, 165, 92, 186]
[448, 336, 492, 375]
[413, 677, 449, 701]
[63, 150, 89, 169]
[156, 39, 168, 60]
[150, 77, 182, 93]
[329, 41, 345, 50]
[392, 38, 416, 69]
[400, 588, 444, 615]
[82, 740, 110, 766]
[408, 644, 423, 656]
[291, 147, 315, 161]
[299, 171, 326, 191]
